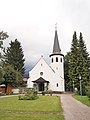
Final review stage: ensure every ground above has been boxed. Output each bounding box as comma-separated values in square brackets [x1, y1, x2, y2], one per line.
[60, 94, 90, 120]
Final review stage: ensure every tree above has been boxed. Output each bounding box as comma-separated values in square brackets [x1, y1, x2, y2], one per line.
[4, 39, 25, 76]
[68, 31, 79, 90]
[0, 31, 9, 85]
[65, 31, 90, 94]
[2, 65, 21, 93]
[0, 31, 9, 49]
[64, 52, 71, 91]
[0, 31, 9, 66]
[78, 32, 89, 94]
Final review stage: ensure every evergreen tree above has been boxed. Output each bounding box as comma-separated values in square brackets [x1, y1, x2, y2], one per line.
[68, 31, 79, 90]
[64, 52, 71, 91]
[78, 32, 89, 94]
[4, 39, 25, 76]
[65, 31, 89, 93]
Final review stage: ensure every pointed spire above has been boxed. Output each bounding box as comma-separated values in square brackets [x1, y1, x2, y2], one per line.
[53, 24, 61, 54]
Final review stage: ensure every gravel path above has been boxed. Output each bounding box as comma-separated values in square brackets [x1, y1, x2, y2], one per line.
[60, 94, 90, 120]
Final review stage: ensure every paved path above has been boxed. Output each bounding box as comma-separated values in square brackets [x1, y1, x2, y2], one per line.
[60, 94, 90, 120]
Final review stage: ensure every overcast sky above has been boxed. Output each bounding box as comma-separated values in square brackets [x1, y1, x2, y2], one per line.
[0, 0, 90, 69]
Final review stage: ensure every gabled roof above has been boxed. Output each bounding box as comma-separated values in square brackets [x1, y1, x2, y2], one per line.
[30, 56, 55, 73]
[32, 77, 49, 83]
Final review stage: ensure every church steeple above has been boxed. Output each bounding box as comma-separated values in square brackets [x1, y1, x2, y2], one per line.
[50, 25, 62, 57]
[53, 29, 61, 54]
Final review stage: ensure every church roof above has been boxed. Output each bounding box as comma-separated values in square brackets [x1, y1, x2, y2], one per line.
[49, 29, 64, 57]
[32, 77, 49, 83]
[53, 29, 61, 54]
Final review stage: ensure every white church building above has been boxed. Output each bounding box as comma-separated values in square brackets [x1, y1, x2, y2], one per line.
[27, 28, 65, 92]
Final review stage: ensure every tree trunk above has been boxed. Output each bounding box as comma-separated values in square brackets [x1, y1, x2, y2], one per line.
[5, 83, 8, 94]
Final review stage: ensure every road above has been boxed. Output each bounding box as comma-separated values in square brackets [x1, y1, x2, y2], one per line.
[60, 94, 90, 120]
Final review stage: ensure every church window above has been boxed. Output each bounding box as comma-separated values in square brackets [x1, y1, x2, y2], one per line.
[60, 58, 62, 62]
[56, 57, 58, 62]
[41, 64, 43, 66]
[40, 72, 43, 76]
[52, 58, 53, 63]
[56, 83, 59, 87]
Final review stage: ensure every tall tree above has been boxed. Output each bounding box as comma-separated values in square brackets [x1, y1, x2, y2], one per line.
[78, 32, 89, 94]
[4, 39, 25, 76]
[68, 31, 79, 90]
[65, 31, 90, 93]
[64, 52, 71, 91]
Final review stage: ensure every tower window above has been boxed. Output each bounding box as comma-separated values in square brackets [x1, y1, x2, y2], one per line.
[56, 57, 58, 62]
[52, 58, 53, 63]
[40, 72, 43, 76]
[56, 83, 59, 87]
[60, 58, 62, 62]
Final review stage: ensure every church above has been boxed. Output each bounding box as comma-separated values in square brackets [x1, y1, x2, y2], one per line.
[27, 28, 65, 92]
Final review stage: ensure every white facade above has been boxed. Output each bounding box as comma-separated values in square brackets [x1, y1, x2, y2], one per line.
[27, 29, 65, 92]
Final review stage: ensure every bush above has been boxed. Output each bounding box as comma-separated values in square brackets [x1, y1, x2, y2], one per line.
[18, 88, 39, 100]
[86, 83, 90, 100]
[47, 90, 53, 96]
[42, 91, 46, 96]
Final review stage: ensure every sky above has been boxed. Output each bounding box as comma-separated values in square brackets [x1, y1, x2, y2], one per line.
[0, 0, 90, 69]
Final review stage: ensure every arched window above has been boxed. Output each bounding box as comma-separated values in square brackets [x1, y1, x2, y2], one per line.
[56, 83, 59, 87]
[60, 58, 62, 62]
[56, 57, 58, 62]
[52, 58, 53, 63]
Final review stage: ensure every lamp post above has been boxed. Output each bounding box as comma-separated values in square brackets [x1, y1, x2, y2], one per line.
[79, 74, 82, 98]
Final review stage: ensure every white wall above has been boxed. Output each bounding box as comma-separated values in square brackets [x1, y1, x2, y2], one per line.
[27, 57, 65, 92]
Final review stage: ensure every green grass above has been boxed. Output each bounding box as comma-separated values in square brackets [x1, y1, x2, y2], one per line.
[0, 95, 65, 120]
[73, 95, 90, 107]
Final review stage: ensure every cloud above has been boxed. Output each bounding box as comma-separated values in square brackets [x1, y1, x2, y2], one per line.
[1, 0, 90, 69]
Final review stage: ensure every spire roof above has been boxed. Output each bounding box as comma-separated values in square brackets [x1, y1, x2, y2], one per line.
[53, 29, 61, 54]
[49, 25, 64, 57]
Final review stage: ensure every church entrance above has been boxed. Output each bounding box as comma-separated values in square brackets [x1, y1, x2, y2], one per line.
[38, 83, 44, 91]
[32, 77, 49, 92]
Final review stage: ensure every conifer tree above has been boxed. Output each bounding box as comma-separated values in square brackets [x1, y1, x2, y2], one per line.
[64, 52, 71, 91]
[78, 33, 89, 94]
[4, 39, 25, 76]
[68, 31, 79, 90]
[65, 31, 90, 93]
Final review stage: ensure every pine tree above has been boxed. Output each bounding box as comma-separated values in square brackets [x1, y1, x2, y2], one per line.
[68, 31, 79, 90]
[4, 39, 25, 76]
[78, 32, 89, 94]
[64, 52, 71, 91]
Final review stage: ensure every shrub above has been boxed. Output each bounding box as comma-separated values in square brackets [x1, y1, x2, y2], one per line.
[18, 88, 39, 100]
[86, 83, 90, 100]
[42, 91, 46, 96]
[47, 90, 53, 96]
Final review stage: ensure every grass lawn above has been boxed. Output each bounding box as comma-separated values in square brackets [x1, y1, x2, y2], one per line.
[73, 95, 90, 107]
[0, 95, 64, 120]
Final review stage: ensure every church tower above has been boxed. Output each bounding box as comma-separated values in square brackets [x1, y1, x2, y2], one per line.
[49, 26, 64, 81]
